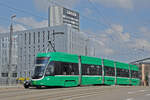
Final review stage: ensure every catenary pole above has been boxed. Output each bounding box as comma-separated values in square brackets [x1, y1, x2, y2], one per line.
[8, 15, 16, 85]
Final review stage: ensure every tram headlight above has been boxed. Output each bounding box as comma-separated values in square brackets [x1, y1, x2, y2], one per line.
[39, 73, 43, 76]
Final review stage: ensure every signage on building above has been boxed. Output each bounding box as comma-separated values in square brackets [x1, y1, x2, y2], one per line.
[63, 8, 79, 19]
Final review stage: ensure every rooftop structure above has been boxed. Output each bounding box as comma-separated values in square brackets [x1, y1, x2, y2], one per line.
[48, 6, 80, 31]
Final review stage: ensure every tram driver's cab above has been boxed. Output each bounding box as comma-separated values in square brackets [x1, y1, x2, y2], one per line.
[24, 57, 54, 88]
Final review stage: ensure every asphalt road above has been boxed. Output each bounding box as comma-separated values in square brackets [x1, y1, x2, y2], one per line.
[0, 86, 150, 100]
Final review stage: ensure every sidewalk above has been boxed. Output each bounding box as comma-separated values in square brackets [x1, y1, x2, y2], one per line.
[0, 84, 23, 89]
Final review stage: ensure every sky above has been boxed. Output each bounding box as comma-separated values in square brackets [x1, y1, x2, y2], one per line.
[0, 0, 150, 63]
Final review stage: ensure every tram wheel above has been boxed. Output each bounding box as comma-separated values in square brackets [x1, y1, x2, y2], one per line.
[24, 85, 29, 89]
[36, 86, 41, 89]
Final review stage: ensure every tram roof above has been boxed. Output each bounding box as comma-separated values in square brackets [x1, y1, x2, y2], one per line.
[36, 52, 139, 71]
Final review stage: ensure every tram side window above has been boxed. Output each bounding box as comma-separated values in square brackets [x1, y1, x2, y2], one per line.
[62, 63, 70, 75]
[54, 61, 62, 75]
[117, 68, 129, 77]
[131, 70, 139, 78]
[104, 66, 115, 76]
[45, 62, 54, 76]
[82, 64, 88, 75]
[82, 64, 102, 75]
[90, 65, 102, 75]
[54, 61, 79, 75]
[72, 63, 79, 75]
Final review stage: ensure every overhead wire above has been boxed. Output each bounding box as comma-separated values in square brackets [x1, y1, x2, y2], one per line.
[0, 2, 48, 20]
[87, 0, 142, 61]
[0, 16, 32, 30]
[0, 1, 48, 31]
[0, 0, 145, 61]
[0, 0, 109, 30]
[87, 0, 112, 28]
[48, 0, 108, 28]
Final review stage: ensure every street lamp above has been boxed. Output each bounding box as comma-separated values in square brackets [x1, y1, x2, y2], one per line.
[8, 15, 16, 85]
[47, 30, 64, 52]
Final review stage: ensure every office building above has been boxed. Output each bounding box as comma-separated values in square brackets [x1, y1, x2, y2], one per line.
[48, 6, 80, 31]
[0, 25, 91, 81]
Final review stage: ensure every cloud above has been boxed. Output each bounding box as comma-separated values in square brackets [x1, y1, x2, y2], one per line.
[0, 26, 7, 33]
[91, 0, 133, 9]
[128, 38, 150, 52]
[83, 8, 93, 16]
[88, 37, 114, 57]
[139, 27, 148, 33]
[89, 24, 150, 62]
[139, 27, 150, 38]
[128, 26, 150, 52]
[84, 24, 150, 62]
[33, 0, 150, 11]
[13, 24, 26, 32]
[105, 24, 130, 42]
[0, 24, 26, 33]
[16, 17, 48, 29]
[0, 17, 48, 33]
[90, 0, 150, 10]
[33, 0, 80, 11]
[133, 0, 150, 9]
[134, 26, 150, 42]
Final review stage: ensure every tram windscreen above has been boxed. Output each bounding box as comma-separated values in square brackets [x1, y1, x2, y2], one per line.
[32, 57, 50, 79]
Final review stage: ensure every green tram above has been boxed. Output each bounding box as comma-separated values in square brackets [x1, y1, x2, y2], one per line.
[24, 52, 140, 88]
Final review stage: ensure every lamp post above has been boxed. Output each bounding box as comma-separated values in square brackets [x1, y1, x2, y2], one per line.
[47, 30, 64, 52]
[8, 15, 16, 85]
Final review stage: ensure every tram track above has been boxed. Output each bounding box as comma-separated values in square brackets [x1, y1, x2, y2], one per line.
[25, 86, 143, 100]
[0, 86, 142, 100]
[0, 86, 77, 97]
[22, 86, 127, 100]
[32, 89, 106, 100]
[1, 86, 116, 100]
[4, 86, 120, 100]
[56, 87, 150, 100]
[0, 86, 103, 98]
[0, 88, 23, 93]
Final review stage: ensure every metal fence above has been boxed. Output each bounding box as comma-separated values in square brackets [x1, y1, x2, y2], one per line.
[0, 77, 23, 88]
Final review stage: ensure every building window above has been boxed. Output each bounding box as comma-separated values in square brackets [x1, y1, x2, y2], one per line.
[1, 73, 8, 77]
[38, 45, 40, 51]
[38, 32, 40, 43]
[24, 33, 26, 45]
[12, 73, 17, 77]
[43, 31, 45, 43]
[48, 31, 50, 40]
[29, 33, 31, 45]
[33, 32, 35, 44]
[2, 43, 4, 48]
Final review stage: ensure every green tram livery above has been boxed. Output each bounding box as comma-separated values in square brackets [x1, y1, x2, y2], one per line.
[24, 52, 140, 88]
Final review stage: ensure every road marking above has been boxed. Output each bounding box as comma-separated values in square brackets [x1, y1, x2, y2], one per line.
[139, 90, 147, 92]
[126, 98, 134, 100]
[145, 94, 150, 96]
[128, 89, 147, 94]
[60, 91, 105, 100]
[128, 91, 136, 94]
